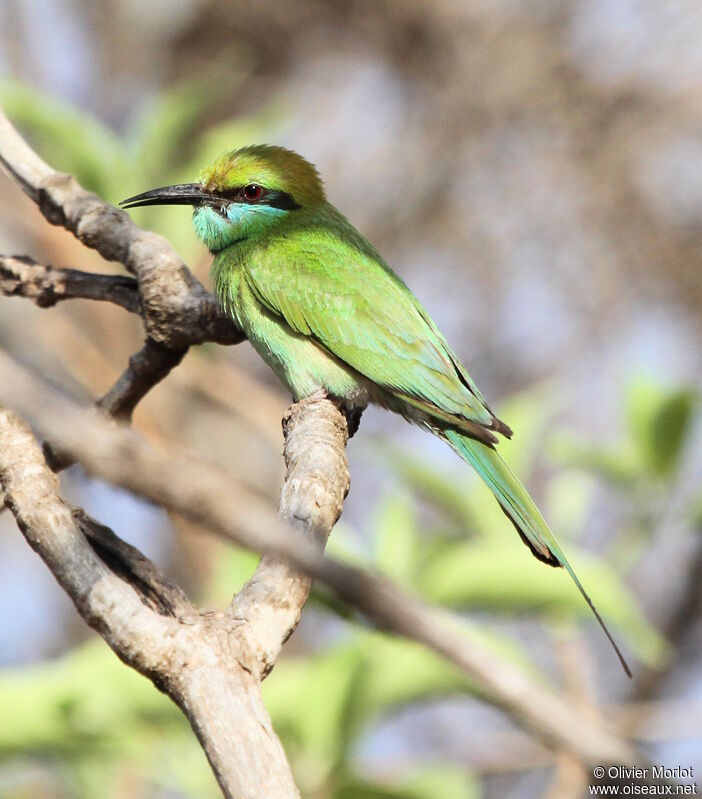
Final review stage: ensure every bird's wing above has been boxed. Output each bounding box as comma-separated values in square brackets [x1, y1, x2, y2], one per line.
[243, 227, 510, 442]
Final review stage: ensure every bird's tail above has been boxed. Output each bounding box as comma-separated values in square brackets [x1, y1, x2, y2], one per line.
[442, 428, 632, 678]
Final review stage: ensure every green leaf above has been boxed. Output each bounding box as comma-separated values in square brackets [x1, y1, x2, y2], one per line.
[417, 540, 667, 665]
[628, 379, 698, 478]
[393, 765, 479, 799]
[545, 471, 595, 540]
[645, 389, 697, 477]
[491, 382, 561, 476]
[690, 493, 702, 527]
[129, 78, 230, 180]
[264, 622, 530, 795]
[373, 492, 421, 585]
[0, 640, 220, 798]
[358, 634, 474, 711]
[357, 625, 529, 711]
[204, 545, 260, 605]
[263, 646, 366, 784]
[368, 442, 478, 534]
[0, 640, 179, 756]
[337, 766, 479, 799]
[0, 79, 127, 198]
[550, 433, 641, 487]
[336, 782, 410, 799]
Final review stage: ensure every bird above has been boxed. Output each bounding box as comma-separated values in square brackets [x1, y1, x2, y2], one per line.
[121, 144, 631, 677]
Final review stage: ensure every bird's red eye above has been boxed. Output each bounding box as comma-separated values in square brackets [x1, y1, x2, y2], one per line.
[243, 184, 263, 201]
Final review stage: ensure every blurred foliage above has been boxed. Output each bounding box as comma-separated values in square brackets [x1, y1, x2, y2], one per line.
[0, 77, 283, 261]
[554, 378, 698, 488]
[552, 377, 700, 570]
[1, 375, 698, 798]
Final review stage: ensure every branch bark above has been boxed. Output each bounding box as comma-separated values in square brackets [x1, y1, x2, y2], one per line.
[1, 103, 241, 463]
[0, 106, 242, 349]
[96, 338, 188, 421]
[0, 348, 644, 769]
[229, 393, 351, 677]
[0, 254, 139, 312]
[0, 406, 306, 798]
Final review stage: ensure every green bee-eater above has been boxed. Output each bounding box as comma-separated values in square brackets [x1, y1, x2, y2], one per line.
[122, 145, 630, 676]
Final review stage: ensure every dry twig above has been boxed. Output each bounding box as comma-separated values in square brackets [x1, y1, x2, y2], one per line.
[0, 254, 139, 311]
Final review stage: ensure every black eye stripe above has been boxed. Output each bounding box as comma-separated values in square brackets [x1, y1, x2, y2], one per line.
[265, 190, 301, 210]
[217, 187, 301, 210]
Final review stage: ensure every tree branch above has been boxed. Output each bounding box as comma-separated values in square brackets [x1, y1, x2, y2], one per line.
[96, 338, 188, 421]
[0, 103, 238, 473]
[0, 102, 306, 796]
[74, 507, 191, 617]
[0, 254, 139, 312]
[0, 105, 242, 349]
[0, 347, 645, 769]
[0, 408, 189, 674]
[229, 393, 351, 677]
[42, 339, 187, 471]
[0, 407, 301, 798]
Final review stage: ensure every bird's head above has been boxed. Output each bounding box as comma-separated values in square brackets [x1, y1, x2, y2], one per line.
[121, 145, 325, 252]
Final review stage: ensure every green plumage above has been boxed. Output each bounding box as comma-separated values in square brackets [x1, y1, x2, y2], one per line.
[213, 204, 507, 441]
[121, 144, 631, 676]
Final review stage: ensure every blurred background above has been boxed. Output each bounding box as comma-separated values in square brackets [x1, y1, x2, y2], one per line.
[0, 1, 701, 797]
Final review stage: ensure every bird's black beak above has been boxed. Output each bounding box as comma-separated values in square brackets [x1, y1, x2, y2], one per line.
[120, 183, 222, 209]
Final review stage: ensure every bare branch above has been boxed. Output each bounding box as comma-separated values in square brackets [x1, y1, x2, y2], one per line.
[0, 346, 645, 769]
[230, 393, 351, 677]
[96, 339, 188, 421]
[0, 408, 188, 674]
[42, 339, 187, 471]
[73, 507, 191, 617]
[0, 103, 240, 475]
[0, 106, 242, 349]
[0, 254, 139, 312]
[0, 407, 300, 799]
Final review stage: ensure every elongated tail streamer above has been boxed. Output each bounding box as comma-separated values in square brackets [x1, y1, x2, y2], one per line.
[443, 429, 632, 678]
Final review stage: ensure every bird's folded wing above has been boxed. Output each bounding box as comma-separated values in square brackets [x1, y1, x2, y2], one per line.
[244, 234, 510, 441]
